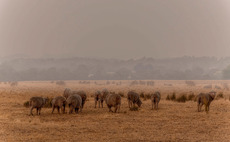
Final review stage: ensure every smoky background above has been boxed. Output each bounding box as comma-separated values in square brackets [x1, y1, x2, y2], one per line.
[0, 0, 230, 81]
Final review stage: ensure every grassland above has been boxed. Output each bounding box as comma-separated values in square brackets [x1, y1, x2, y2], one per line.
[0, 80, 230, 141]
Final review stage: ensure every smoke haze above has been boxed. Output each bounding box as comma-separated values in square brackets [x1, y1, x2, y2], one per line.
[1, 0, 230, 59]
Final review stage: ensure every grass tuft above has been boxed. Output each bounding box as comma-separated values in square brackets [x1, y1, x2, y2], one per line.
[23, 101, 30, 108]
[216, 92, 224, 100]
[187, 92, 195, 101]
[176, 94, 187, 103]
[56, 80, 66, 86]
[185, 81, 195, 86]
[130, 106, 139, 111]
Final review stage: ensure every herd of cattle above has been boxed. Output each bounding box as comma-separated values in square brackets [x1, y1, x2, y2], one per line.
[28, 88, 216, 116]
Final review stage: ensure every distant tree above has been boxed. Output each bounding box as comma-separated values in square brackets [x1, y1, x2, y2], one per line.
[115, 67, 131, 80]
[93, 64, 106, 80]
[75, 64, 89, 80]
[222, 65, 230, 79]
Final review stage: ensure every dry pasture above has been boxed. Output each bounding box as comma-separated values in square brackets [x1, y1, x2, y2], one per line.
[0, 80, 230, 141]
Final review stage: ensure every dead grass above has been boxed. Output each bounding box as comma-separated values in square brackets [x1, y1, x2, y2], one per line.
[9, 81, 18, 87]
[129, 106, 139, 111]
[117, 92, 125, 98]
[203, 84, 212, 89]
[23, 101, 30, 108]
[185, 80, 196, 86]
[216, 92, 224, 100]
[0, 80, 230, 141]
[166, 92, 176, 101]
[188, 92, 195, 101]
[56, 80, 66, 86]
[176, 93, 187, 103]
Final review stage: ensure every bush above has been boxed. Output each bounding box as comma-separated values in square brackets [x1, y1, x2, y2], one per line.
[166, 95, 170, 100]
[164, 83, 172, 86]
[166, 92, 176, 101]
[215, 85, 221, 89]
[166, 92, 189, 103]
[130, 106, 139, 111]
[10, 81, 18, 87]
[203, 85, 212, 89]
[118, 92, 125, 97]
[216, 92, 224, 100]
[106, 81, 110, 85]
[109, 91, 116, 95]
[185, 81, 195, 86]
[170, 92, 176, 101]
[140, 92, 145, 98]
[187, 92, 195, 101]
[56, 80, 66, 86]
[147, 81, 154, 86]
[90, 93, 94, 98]
[23, 101, 30, 108]
[144, 93, 151, 100]
[176, 94, 187, 103]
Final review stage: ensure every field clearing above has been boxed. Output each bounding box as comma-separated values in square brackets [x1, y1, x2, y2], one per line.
[0, 80, 230, 141]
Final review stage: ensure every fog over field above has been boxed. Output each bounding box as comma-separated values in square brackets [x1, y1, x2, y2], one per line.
[1, 0, 230, 81]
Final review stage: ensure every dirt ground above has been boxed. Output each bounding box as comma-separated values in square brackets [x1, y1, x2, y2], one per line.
[0, 80, 230, 142]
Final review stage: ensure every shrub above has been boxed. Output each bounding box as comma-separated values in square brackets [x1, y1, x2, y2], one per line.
[56, 80, 66, 86]
[10, 81, 18, 87]
[166, 92, 191, 103]
[185, 81, 195, 86]
[106, 81, 110, 85]
[166, 92, 176, 101]
[90, 93, 94, 98]
[188, 92, 195, 101]
[144, 93, 151, 100]
[203, 85, 212, 89]
[170, 92, 176, 101]
[215, 85, 221, 89]
[147, 81, 154, 86]
[130, 80, 139, 86]
[23, 101, 30, 108]
[176, 94, 187, 103]
[166, 95, 170, 100]
[140, 92, 145, 98]
[164, 83, 172, 86]
[118, 92, 125, 97]
[130, 106, 139, 111]
[216, 92, 224, 100]
[109, 91, 116, 95]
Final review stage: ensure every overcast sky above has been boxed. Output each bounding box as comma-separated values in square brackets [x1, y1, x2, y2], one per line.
[0, 0, 230, 59]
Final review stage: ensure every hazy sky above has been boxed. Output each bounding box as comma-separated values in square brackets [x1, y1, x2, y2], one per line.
[0, 0, 230, 59]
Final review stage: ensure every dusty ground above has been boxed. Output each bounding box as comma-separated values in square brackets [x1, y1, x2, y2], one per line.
[0, 80, 230, 142]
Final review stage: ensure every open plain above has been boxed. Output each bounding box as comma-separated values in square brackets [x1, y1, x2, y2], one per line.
[0, 80, 230, 142]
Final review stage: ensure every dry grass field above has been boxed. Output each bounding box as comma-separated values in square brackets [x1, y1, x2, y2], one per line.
[0, 80, 230, 142]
